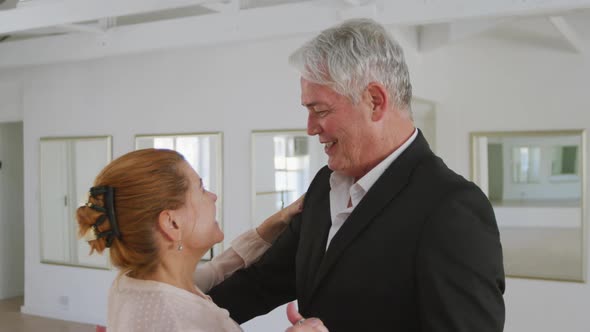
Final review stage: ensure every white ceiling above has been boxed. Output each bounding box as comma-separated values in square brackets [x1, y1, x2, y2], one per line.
[0, 0, 589, 68]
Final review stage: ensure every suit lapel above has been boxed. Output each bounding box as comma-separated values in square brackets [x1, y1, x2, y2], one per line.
[296, 168, 332, 307]
[301, 194, 331, 299]
[308, 131, 433, 299]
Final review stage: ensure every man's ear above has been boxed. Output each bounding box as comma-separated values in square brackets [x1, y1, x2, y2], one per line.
[366, 82, 389, 121]
[157, 210, 180, 241]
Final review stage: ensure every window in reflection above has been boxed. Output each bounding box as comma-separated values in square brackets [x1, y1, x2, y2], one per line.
[511, 146, 541, 184]
[135, 133, 222, 260]
[482, 135, 581, 204]
[551, 145, 579, 178]
[272, 135, 309, 209]
[252, 131, 327, 227]
[145, 135, 214, 190]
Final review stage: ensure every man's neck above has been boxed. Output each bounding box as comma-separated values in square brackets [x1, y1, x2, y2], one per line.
[349, 126, 416, 181]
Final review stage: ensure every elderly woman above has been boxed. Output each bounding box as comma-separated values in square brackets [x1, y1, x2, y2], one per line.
[77, 148, 327, 332]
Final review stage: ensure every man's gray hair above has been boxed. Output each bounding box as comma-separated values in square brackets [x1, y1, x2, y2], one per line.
[289, 18, 412, 113]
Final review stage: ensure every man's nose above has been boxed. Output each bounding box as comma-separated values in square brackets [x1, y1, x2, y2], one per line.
[307, 116, 320, 136]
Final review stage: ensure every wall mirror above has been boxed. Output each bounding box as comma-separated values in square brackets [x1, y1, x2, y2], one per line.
[411, 97, 436, 152]
[251, 130, 327, 227]
[471, 130, 586, 282]
[135, 133, 223, 260]
[39, 136, 112, 269]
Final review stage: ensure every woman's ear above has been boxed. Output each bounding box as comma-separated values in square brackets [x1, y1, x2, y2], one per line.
[366, 82, 389, 121]
[157, 210, 181, 241]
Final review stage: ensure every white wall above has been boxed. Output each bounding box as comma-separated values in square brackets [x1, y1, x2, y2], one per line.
[0, 122, 24, 299]
[6, 25, 590, 332]
[0, 70, 24, 122]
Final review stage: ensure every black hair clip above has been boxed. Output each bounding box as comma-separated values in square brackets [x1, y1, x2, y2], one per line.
[85, 202, 106, 213]
[86, 185, 121, 247]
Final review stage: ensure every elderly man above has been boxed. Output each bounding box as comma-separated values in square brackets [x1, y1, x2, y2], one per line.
[209, 18, 505, 331]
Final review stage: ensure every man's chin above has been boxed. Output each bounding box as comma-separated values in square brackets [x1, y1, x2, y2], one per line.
[327, 159, 344, 172]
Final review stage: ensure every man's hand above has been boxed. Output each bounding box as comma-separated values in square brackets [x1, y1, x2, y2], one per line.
[285, 302, 329, 332]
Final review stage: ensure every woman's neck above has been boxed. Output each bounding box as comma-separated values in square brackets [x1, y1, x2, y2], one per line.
[142, 249, 208, 298]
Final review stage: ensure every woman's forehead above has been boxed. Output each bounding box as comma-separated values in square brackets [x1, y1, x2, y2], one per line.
[181, 161, 201, 182]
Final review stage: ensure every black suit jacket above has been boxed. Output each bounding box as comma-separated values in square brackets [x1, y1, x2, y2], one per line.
[210, 132, 505, 331]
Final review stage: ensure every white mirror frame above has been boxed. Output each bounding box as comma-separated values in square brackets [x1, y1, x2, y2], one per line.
[470, 130, 586, 282]
[39, 136, 112, 270]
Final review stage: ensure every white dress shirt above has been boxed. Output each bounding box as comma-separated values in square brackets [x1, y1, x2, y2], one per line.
[326, 129, 418, 249]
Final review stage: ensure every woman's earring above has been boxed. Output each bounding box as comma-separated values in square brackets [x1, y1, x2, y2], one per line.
[177, 241, 183, 251]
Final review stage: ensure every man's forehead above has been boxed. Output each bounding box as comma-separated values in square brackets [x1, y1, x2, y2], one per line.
[301, 87, 342, 108]
[301, 97, 329, 108]
[302, 102, 317, 108]
[300, 77, 322, 89]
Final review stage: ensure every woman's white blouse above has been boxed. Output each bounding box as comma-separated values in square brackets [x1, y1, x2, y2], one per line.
[107, 230, 271, 332]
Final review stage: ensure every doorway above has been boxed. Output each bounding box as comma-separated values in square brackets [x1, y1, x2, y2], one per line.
[0, 122, 24, 299]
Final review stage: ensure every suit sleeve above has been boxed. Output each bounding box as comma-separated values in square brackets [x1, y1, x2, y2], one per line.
[207, 213, 301, 323]
[416, 187, 505, 332]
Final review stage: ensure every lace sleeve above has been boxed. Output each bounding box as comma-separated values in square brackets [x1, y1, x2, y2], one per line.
[194, 229, 271, 292]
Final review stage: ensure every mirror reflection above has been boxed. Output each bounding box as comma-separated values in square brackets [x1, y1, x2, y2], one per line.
[135, 133, 223, 260]
[251, 130, 327, 226]
[471, 130, 585, 281]
[39, 136, 112, 269]
[551, 145, 580, 179]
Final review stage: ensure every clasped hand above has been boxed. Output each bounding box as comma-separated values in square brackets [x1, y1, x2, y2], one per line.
[285, 302, 329, 332]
